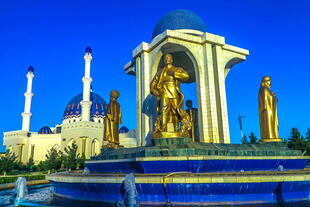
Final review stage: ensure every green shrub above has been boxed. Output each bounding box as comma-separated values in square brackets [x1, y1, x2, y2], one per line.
[0, 174, 45, 184]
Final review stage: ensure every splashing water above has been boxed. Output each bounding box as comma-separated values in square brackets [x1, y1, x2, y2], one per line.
[124, 173, 139, 207]
[14, 177, 28, 205]
[83, 167, 90, 175]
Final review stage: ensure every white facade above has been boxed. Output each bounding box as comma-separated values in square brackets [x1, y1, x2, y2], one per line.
[3, 49, 137, 164]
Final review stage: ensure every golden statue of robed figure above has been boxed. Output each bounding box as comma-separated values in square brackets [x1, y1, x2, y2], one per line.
[150, 54, 191, 138]
[258, 76, 282, 142]
[104, 90, 122, 148]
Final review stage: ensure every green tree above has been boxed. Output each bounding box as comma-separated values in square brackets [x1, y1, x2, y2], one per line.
[305, 128, 310, 142]
[26, 157, 36, 172]
[45, 147, 62, 173]
[63, 142, 83, 171]
[0, 150, 17, 176]
[287, 128, 308, 154]
[240, 134, 248, 144]
[248, 132, 258, 144]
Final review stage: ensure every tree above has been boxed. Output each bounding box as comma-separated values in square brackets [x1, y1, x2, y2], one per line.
[287, 128, 308, 154]
[248, 132, 258, 144]
[45, 147, 62, 173]
[26, 157, 36, 172]
[0, 150, 17, 176]
[305, 128, 310, 142]
[240, 135, 248, 144]
[63, 142, 83, 171]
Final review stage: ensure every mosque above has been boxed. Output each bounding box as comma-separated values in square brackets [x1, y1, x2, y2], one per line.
[2, 47, 137, 164]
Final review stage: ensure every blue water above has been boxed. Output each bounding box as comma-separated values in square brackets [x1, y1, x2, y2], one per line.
[0, 185, 309, 207]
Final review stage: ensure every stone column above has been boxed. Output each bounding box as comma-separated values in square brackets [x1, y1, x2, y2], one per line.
[201, 43, 220, 143]
[212, 45, 230, 143]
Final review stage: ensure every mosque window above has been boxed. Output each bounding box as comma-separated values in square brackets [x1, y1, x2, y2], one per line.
[56, 126, 62, 133]
[30, 145, 35, 159]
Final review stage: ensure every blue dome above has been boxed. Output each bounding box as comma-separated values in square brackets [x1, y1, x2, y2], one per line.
[38, 126, 53, 134]
[63, 92, 107, 120]
[119, 126, 129, 134]
[152, 9, 207, 39]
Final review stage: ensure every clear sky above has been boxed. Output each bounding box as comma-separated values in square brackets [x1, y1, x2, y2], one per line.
[1, 0, 310, 151]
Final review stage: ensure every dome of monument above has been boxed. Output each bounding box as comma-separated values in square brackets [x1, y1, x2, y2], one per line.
[119, 126, 129, 134]
[38, 126, 53, 134]
[63, 92, 107, 121]
[152, 9, 207, 39]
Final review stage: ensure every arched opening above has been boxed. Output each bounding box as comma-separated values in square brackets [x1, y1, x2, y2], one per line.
[224, 57, 249, 143]
[91, 139, 100, 156]
[150, 43, 200, 140]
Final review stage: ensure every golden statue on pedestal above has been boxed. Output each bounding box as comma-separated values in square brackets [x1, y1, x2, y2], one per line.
[104, 90, 122, 148]
[150, 54, 191, 138]
[258, 76, 282, 142]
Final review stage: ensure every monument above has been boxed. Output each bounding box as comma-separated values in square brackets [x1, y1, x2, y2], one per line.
[259, 76, 282, 142]
[47, 9, 310, 206]
[124, 9, 249, 145]
[150, 53, 191, 138]
[104, 90, 122, 149]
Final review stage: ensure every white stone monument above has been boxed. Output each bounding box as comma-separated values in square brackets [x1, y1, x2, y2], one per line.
[124, 10, 249, 146]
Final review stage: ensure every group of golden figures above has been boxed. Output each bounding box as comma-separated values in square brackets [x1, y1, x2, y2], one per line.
[104, 53, 281, 149]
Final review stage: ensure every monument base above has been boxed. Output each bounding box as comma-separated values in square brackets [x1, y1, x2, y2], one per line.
[153, 131, 189, 138]
[152, 137, 192, 147]
[259, 138, 283, 143]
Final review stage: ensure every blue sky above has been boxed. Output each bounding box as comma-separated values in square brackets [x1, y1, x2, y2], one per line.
[1, 0, 310, 151]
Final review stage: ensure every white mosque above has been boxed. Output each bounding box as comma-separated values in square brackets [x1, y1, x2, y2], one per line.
[3, 47, 137, 164]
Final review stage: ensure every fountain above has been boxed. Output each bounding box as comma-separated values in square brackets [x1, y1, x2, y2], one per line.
[46, 9, 310, 206]
[124, 173, 138, 207]
[82, 167, 90, 175]
[14, 177, 28, 205]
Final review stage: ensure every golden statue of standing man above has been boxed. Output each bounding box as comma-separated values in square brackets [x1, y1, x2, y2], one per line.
[104, 90, 122, 148]
[150, 54, 191, 138]
[258, 76, 282, 142]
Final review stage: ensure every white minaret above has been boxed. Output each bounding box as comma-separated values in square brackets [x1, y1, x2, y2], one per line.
[81, 46, 93, 121]
[21, 66, 35, 131]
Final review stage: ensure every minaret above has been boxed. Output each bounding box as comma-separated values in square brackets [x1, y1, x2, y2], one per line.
[81, 46, 93, 121]
[21, 66, 35, 131]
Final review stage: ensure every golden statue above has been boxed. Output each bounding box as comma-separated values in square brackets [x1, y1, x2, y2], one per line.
[104, 90, 122, 148]
[258, 76, 282, 142]
[186, 100, 199, 142]
[150, 54, 191, 138]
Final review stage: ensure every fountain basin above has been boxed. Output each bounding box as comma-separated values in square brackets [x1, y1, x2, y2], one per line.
[86, 155, 309, 174]
[47, 170, 310, 206]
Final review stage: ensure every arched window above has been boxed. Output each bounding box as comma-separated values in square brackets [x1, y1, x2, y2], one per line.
[91, 139, 100, 156]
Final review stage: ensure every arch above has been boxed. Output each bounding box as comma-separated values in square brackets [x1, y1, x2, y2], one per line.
[149, 42, 201, 140]
[223, 56, 246, 78]
[150, 42, 199, 82]
[91, 138, 100, 156]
